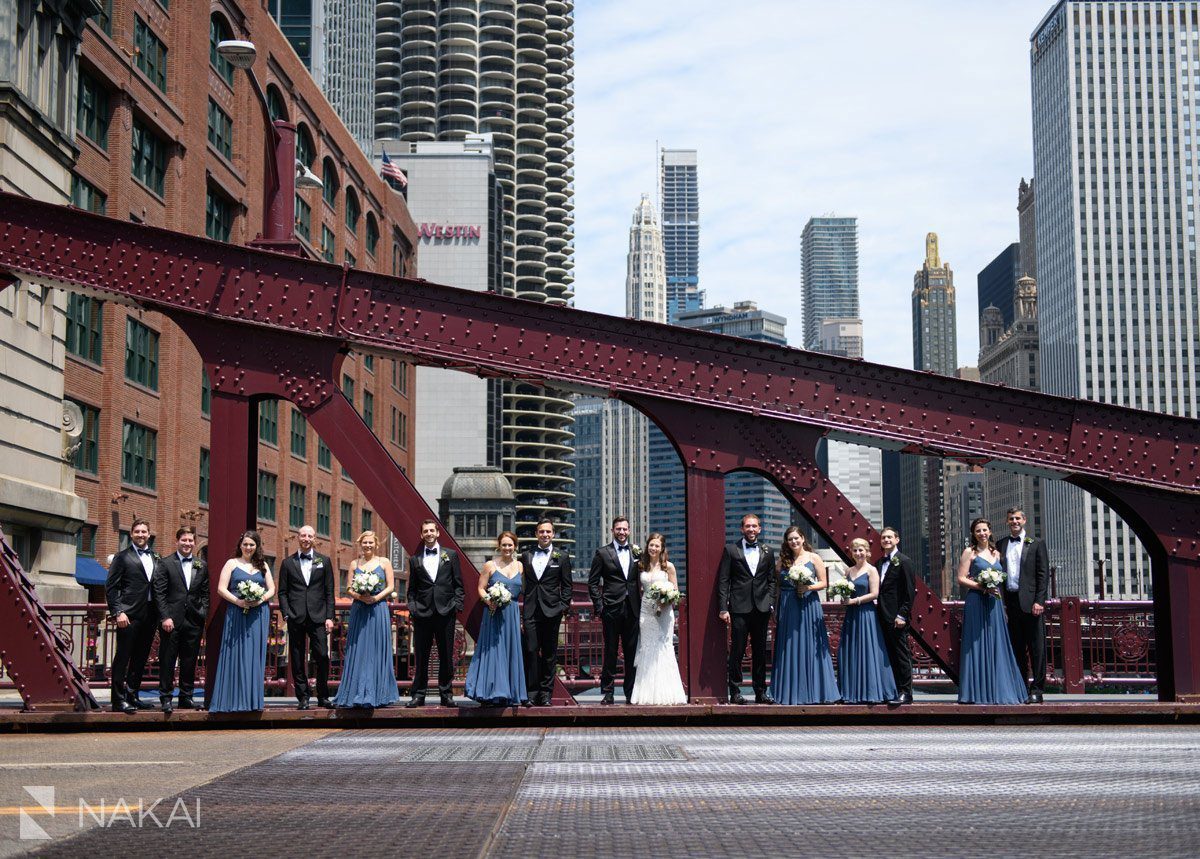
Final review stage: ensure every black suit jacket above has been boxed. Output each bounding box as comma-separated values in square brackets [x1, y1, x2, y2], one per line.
[276, 551, 336, 624]
[105, 546, 158, 620]
[407, 545, 464, 619]
[996, 535, 1049, 613]
[717, 542, 778, 615]
[152, 554, 210, 629]
[520, 545, 573, 620]
[588, 544, 641, 611]
[876, 551, 916, 624]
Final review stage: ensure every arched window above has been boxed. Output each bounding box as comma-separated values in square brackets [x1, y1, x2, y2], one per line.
[322, 157, 339, 207]
[296, 123, 315, 169]
[266, 84, 288, 122]
[209, 15, 234, 86]
[345, 187, 360, 234]
[365, 212, 379, 257]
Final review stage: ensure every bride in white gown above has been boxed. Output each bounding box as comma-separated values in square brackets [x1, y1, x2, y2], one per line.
[630, 533, 687, 705]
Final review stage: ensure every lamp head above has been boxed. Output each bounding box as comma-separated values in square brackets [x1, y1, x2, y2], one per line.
[295, 160, 323, 191]
[216, 40, 257, 70]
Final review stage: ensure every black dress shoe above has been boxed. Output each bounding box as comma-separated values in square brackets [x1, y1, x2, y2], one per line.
[1026, 691, 1044, 704]
[114, 702, 137, 715]
[539, 693, 552, 707]
[729, 692, 748, 705]
[755, 693, 775, 705]
[162, 702, 174, 715]
[887, 691, 913, 706]
[600, 692, 615, 705]
[439, 694, 457, 708]
[177, 699, 196, 710]
[132, 698, 155, 710]
[317, 698, 334, 709]
[297, 698, 311, 710]
[405, 697, 426, 709]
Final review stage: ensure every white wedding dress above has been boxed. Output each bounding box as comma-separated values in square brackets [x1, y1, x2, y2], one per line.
[629, 569, 687, 705]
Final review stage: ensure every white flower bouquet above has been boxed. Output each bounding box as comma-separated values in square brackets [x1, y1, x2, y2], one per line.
[484, 582, 513, 613]
[787, 564, 818, 589]
[646, 581, 682, 616]
[827, 578, 856, 603]
[976, 567, 1005, 596]
[236, 579, 266, 614]
[349, 571, 382, 597]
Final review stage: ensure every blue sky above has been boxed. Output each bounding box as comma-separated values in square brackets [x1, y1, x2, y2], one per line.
[571, 0, 1053, 369]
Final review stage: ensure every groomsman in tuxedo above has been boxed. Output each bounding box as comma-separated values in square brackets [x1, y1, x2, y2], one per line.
[152, 526, 208, 714]
[717, 514, 778, 704]
[105, 518, 159, 713]
[277, 525, 336, 709]
[406, 519, 464, 707]
[520, 518, 573, 706]
[588, 516, 640, 705]
[997, 506, 1049, 704]
[876, 526, 917, 705]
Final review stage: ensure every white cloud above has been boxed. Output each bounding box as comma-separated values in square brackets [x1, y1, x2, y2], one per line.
[572, 0, 1051, 369]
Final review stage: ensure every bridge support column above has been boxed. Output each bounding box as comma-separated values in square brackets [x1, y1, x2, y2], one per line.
[683, 467, 727, 703]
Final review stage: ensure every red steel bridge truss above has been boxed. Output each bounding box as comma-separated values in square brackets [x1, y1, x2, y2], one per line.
[0, 193, 1198, 708]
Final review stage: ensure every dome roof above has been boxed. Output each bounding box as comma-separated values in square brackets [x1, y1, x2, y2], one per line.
[439, 466, 515, 502]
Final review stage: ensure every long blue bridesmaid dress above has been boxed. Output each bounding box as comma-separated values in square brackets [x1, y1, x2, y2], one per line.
[465, 570, 527, 706]
[334, 564, 400, 708]
[958, 554, 1029, 705]
[837, 573, 897, 704]
[771, 561, 840, 704]
[208, 565, 269, 713]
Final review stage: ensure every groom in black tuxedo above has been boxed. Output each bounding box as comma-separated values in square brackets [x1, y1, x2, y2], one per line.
[152, 526, 209, 714]
[876, 525, 917, 705]
[105, 517, 160, 713]
[996, 506, 1049, 704]
[406, 519, 464, 708]
[520, 518, 573, 706]
[588, 516, 640, 705]
[276, 525, 336, 709]
[717, 514, 778, 704]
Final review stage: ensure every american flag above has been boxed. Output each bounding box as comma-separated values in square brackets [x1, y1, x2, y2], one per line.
[379, 150, 407, 188]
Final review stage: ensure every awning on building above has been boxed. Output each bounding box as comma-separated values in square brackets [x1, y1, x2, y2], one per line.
[74, 557, 107, 587]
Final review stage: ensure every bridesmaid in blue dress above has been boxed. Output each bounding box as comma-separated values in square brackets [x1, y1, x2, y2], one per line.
[209, 530, 274, 713]
[956, 518, 1029, 705]
[465, 531, 527, 707]
[836, 537, 897, 704]
[771, 526, 840, 704]
[334, 530, 400, 709]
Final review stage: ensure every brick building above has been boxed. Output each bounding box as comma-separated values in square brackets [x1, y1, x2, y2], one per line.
[63, 0, 418, 588]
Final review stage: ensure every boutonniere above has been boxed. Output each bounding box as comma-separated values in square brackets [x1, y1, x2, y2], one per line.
[312, 560, 324, 568]
[552, 551, 561, 560]
[890, 558, 901, 568]
[1023, 537, 1033, 545]
[631, 545, 641, 557]
[440, 551, 449, 563]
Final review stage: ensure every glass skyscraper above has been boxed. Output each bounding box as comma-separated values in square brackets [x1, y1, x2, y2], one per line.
[801, 217, 858, 350]
[659, 149, 704, 321]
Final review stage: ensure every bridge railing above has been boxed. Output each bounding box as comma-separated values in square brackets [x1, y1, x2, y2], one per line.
[0, 597, 1157, 697]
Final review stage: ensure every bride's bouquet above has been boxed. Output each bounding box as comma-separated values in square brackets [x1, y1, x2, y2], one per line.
[236, 579, 266, 614]
[349, 570, 382, 597]
[646, 581, 682, 617]
[483, 582, 512, 613]
[827, 578, 856, 604]
[786, 564, 818, 590]
[976, 567, 1005, 597]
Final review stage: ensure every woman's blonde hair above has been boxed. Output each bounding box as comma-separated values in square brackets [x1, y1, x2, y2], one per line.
[356, 530, 378, 549]
[850, 537, 870, 552]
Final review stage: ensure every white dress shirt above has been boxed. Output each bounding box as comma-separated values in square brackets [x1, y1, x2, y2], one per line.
[298, 551, 314, 586]
[179, 553, 194, 589]
[137, 547, 154, 579]
[880, 552, 897, 584]
[1006, 532, 1025, 592]
[532, 545, 552, 580]
[614, 542, 632, 577]
[743, 541, 760, 576]
[422, 544, 441, 581]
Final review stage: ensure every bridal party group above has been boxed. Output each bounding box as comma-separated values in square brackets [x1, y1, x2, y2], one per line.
[102, 505, 1048, 713]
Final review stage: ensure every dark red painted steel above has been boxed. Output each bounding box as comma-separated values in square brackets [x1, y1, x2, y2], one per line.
[0, 194, 1198, 700]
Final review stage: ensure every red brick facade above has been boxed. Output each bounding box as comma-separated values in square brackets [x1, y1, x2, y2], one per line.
[66, 0, 418, 581]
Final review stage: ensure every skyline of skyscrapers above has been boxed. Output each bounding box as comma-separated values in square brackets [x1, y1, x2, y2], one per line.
[1031, 0, 1199, 599]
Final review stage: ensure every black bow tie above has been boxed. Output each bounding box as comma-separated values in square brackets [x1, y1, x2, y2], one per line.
[425, 548, 438, 555]
[136, 548, 152, 555]
[535, 547, 550, 554]
[616, 545, 629, 552]
[744, 542, 758, 550]
[179, 555, 193, 563]
[300, 554, 313, 561]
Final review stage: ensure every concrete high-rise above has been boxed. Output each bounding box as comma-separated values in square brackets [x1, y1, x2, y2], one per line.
[902, 233, 958, 589]
[1031, 0, 1199, 599]
[272, 0, 376, 153]
[801, 217, 859, 350]
[1018, 177, 1037, 281]
[377, 1, 577, 545]
[659, 148, 703, 321]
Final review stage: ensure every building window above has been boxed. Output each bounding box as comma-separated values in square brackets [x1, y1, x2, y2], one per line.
[296, 124, 315, 168]
[288, 482, 306, 529]
[363, 355, 374, 373]
[361, 509, 372, 533]
[76, 523, 96, 557]
[258, 399, 278, 444]
[71, 176, 107, 214]
[344, 249, 356, 268]
[390, 406, 398, 445]
[134, 17, 168, 92]
[295, 195, 312, 241]
[342, 374, 354, 406]
[121, 421, 157, 489]
[340, 501, 353, 542]
[398, 410, 408, 448]
[209, 15, 233, 85]
[131, 118, 167, 196]
[201, 370, 211, 416]
[322, 158, 338, 207]
[66, 294, 103, 363]
[365, 214, 379, 257]
[266, 85, 288, 121]
[97, 0, 112, 34]
[124, 318, 159, 389]
[76, 71, 110, 150]
[317, 437, 331, 470]
[321, 225, 335, 263]
[290, 408, 307, 458]
[69, 400, 99, 474]
[392, 359, 409, 396]
[345, 188, 360, 233]
[207, 99, 233, 160]
[199, 447, 210, 505]
[316, 492, 331, 537]
[257, 471, 277, 521]
[205, 188, 233, 241]
[362, 390, 374, 428]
